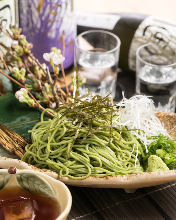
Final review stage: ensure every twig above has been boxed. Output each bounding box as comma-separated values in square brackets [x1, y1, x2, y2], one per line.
[53, 77, 60, 107]
[6, 29, 14, 39]
[0, 26, 12, 40]
[62, 31, 66, 56]
[30, 52, 68, 106]
[45, 66, 60, 106]
[0, 55, 10, 72]
[75, 67, 80, 98]
[0, 69, 25, 88]
[58, 85, 67, 97]
[0, 26, 71, 110]
[29, 53, 48, 76]
[0, 79, 5, 95]
[0, 69, 54, 118]
[60, 63, 70, 95]
[0, 42, 9, 51]
[24, 59, 34, 76]
[46, 66, 53, 84]
[60, 31, 70, 96]
[28, 52, 64, 106]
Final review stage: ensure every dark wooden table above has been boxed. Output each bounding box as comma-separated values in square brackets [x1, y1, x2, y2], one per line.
[67, 71, 176, 220]
[68, 182, 176, 219]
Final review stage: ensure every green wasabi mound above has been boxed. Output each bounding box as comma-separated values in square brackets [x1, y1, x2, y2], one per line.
[146, 155, 169, 172]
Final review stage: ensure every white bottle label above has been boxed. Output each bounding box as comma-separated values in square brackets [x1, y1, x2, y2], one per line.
[128, 16, 176, 71]
[76, 12, 120, 30]
[0, 0, 17, 92]
[0, 0, 17, 46]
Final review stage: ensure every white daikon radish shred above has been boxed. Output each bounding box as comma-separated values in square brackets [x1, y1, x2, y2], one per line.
[118, 95, 169, 153]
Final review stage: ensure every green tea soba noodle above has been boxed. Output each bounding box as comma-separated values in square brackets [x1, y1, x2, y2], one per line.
[22, 106, 144, 179]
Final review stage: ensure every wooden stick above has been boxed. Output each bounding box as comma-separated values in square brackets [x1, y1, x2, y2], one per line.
[0, 123, 27, 158]
[0, 123, 28, 148]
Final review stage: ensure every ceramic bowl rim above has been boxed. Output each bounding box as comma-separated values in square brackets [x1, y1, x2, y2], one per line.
[0, 169, 72, 220]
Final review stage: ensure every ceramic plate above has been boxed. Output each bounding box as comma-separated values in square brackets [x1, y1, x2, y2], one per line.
[0, 94, 176, 191]
[0, 168, 72, 220]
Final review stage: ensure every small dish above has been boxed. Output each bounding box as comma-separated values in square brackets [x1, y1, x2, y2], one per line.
[0, 168, 72, 220]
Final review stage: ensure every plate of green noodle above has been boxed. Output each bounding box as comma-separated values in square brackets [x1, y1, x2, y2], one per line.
[0, 93, 176, 191]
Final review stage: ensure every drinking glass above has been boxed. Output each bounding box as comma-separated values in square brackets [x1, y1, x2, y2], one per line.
[74, 30, 121, 98]
[136, 43, 176, 112]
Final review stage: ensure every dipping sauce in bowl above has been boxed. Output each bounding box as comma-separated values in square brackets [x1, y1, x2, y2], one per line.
[0, 186, 60, 220]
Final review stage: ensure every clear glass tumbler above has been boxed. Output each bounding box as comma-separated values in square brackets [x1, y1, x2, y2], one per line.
[74, 30, 121, 98]
[136, 43, 176, 112]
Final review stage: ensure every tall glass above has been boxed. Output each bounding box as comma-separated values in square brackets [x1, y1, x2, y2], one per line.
[75, 30, 121, 98]
[136, 43, 176, 112]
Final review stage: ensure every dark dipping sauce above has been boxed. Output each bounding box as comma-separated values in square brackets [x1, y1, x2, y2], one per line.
[0, 187, 60, 220]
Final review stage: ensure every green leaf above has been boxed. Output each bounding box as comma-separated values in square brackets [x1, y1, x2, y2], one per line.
[16, 172, 55, 197]
[0, 93, 40, 139]
[0, 172, 11, 190]
[0, 93, 40, 158]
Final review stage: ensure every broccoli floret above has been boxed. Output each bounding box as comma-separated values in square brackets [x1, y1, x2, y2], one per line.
[146, 155, 169, 172]
[163, 153, 176, 169]
[156, 149, 167, 158]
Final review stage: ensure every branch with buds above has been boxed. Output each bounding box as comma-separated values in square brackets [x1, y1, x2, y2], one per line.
[0, 26, 72, 116]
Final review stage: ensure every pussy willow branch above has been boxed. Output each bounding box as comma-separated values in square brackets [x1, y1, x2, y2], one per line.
[0, 69, 54, 118]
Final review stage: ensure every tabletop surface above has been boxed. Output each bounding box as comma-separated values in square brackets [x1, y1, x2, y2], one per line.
[68, 182, 176, 219]
[67, 71, 176, 220]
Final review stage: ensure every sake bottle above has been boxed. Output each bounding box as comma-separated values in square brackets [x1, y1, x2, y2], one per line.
[0, 0, 18, 46]
[0, 0, 18, 93]
[76, 12, 176, 72]
[18, 0, 76, 69]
